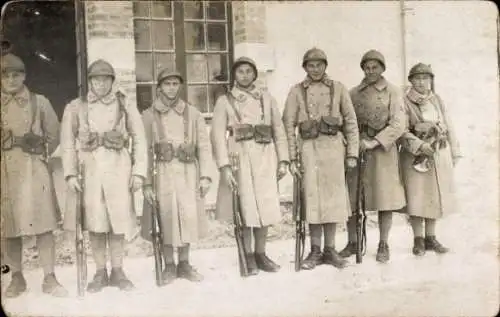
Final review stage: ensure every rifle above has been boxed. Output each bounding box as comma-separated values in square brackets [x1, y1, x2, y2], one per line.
[75, 161, 87, 297]
[293, 152, 306, 272]
[229, 153, 249, 277]
[355, 150, 368, 264]
[149, 145, 164, 286]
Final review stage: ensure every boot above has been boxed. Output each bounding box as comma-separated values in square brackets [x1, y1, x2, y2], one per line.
[42, 273, 68, 297]
[4, 271, 27, 298]
[109, 267, 135, 291]
[161, 263, 177, 285]
[87, 269, 109, 293]
[412, 237, 426, 256]
[300, 245, 323, 270]
[339, 241, 357, 258]
[245, 253, 259, 276]
[322, 247, 347, 269]
[376, 241, 390, 263]
[425, 236, 449, 254]
[255, 253, 280, 273]
[177, 261, 204, 282]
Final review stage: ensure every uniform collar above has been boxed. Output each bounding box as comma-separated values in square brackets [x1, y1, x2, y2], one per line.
[1, 86, 30, 107]
[358, 76, 388, 91]
[301, 74, 333, 88]
[230, 84, 263, 102]
[153, 97, 186, 115]
[87, 86, 119, 104]
[406, 87, 434, 105]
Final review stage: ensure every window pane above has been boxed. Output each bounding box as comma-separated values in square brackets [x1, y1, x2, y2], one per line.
[154, 53, 176, 79]
[207, 23, 226, 51]
[133, 1, 150, 17]
[184, 22, 205, 51]
[208, 54, 229, 83]
[136, 84, 153, 112]
[184, 1, 204, 19]
[134, 20, 151, 50]
[186, 54, 208, 83]
[152, 1, 172, 18]
[135, 53, 153, 82]
[208, 84, 228, 112]
[207, 2, 226, 20]
[152, 21, 174, 50]
[187, 85, 208, 113]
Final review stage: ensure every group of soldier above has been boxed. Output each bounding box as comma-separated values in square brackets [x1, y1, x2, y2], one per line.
[1, 46, 461, 298]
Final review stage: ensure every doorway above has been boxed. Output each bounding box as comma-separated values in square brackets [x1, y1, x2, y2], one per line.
[2, 1, 78, 120]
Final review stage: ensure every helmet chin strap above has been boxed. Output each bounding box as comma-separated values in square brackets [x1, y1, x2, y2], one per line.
[235, 81, 255, 91]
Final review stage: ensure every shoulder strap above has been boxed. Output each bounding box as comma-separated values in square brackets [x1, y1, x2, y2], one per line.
[153, 109, 166, 142]
[114, 92, 129, 131]
[29, 92, 39, 133]
[183, 104, 190, 143]
[328, 82, 335, 116]
[299, 85, 311, 119]
[226, 93, 242, 123]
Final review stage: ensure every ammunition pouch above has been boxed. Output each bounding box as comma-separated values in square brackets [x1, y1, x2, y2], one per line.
[154, 142, 175, 162]
[80, 130, 128, 151]
[232, 124, 255, 142]
[177, 143, 196, 163]
[299, 120, 320, 140]
[318, 116, 341, 136]
[1, 130, 45, 154]
[254, 124, 273, 144]
[360, 125, 384, 138]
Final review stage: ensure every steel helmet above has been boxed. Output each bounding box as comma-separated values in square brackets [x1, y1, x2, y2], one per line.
[1, 53, 25, 73]
[157, 68, 184, 85]
[231, 56, 258, 80]
[302, 47, 328, 67]
[88, 59, 115, 79]
[360, 49, 386, 70]
[408, 63, 434, 80]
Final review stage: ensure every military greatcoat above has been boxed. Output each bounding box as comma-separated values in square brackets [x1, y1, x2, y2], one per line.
[348, 77, 406, 212]
[211, 86, 289, 227]
[60, 88, 147, 241]
[1, 87, 60, 237]
[283, 76, 359, 223]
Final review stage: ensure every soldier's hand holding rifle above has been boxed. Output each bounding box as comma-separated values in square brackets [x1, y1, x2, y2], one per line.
[129, 175, 144, 192]
[143, 185, 156, 206]
[222, 165, 238, 192]
[419, 143, 435, 156]
[199, 178, 211, 198]
[360, 138, 379, 151]
[289, 160, 301, 178]
[277, 162, 288, 181]
[346, 157, 357, 169]
[67, 175, 82, 192]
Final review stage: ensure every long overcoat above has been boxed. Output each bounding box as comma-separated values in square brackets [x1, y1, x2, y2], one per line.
[348, 77, 406, 212]
[1, 87, 60, 237]
[140, 99, 211, 246]
[211, 86, 289, 227]
[282, 76, 359, 224]
[399, 88, 460, 218]
[60, 88, 147, 241]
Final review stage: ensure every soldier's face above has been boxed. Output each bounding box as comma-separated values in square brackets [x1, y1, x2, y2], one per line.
[305, 60, 326, 81]
[234, 64, 256, 88]
[159, 77, 182, 99]
[410, 74, 432, 94]
[1, 70, 25, 94]
[90, 75, 113, 97]
[362, 60, 384, 83]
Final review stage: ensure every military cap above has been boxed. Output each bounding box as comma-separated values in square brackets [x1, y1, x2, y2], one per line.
[157, 68, 184, 84]
[231, 56, 258, 80]
[88, 59, 115, 79]
[408, 63, 434, 80]
[302, 47, 328, 67]
[1, 53, 25, 73]
[360, 49, 386, 70]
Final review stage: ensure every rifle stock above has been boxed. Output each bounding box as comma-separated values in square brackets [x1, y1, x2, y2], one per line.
[150, 146, 164, 286]
[293, 152, 306, 272]
[76, 162, 87, 297]
[355, 151, 367, 264]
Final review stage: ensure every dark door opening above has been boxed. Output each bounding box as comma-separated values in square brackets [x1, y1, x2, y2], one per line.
[2, 1, 78, 120]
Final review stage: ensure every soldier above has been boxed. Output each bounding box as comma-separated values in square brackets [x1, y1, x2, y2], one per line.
[61, 59, 147, 292]
[141, 69, 212, 284]
[282, 48, 359, 270]
[1, 53, 67, 297]
[400, 63, 461, 256]
[340, 49, 407, 263]
[211, 57, 289, 275]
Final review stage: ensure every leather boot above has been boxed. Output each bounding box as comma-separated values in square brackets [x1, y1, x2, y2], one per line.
[177, 261, 204, 282]
[245, 253, 259, 276]
[161, 263, 177, 285]
[300, 245, 323, 270]
[322, 247, 347, 269]
[412, 237, 426, 256]
[87, 269, 109, 293]
[42, 273, 68, 297]
[376, 241, 390, 263]
[339, 241, 357, 258]
[4, 271, 27, 298]
[255, 253, 280, 273]
[425, 236, 449, 254]
[109, 267, 135, 291]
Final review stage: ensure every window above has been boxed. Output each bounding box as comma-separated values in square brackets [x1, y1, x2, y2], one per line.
[133, 1, 232, 116]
